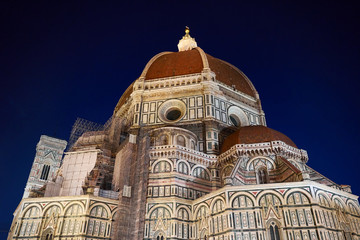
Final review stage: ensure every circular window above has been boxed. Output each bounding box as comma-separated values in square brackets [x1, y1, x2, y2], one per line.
[166, 108, 182, 121]
[158, 99, 186, 123]
[229, 114, 240, 127]
[227, 106, 249, 127]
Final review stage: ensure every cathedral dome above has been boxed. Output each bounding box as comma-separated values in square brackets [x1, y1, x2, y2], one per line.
[139, 48, 257, 98]
[114, 28, 259, 114]
[221, 125, 297, 153]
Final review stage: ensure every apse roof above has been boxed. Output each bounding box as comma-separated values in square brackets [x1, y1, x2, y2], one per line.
[220, 125, 297, 153]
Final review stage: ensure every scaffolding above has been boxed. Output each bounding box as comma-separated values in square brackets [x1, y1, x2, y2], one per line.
[67, 116, 113, 150]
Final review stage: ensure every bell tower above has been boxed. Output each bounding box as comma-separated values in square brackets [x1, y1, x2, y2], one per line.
[23, 135, 67, 198]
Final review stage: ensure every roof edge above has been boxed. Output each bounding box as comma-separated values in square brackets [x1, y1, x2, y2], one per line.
[139, 51, 173, 79]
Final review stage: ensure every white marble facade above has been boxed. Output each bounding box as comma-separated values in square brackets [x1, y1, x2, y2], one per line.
[9, 195, 117, 240]
[9, 29, 360, 240]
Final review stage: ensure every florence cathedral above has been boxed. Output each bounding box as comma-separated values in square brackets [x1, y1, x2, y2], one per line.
[8, 28, 360, 240]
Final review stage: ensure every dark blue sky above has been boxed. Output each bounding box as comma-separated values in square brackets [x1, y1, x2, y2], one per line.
[1, 1, 359, 236]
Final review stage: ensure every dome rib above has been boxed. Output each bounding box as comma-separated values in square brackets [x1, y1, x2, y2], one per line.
[114, 81, 135, 113]
[140, 51, 172, 79]
[206, 54, 257, 98]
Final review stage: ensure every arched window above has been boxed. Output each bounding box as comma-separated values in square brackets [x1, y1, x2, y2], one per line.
[90, 205, 108, 218]
[178, 162, 188, 175]
[318, 194, 330, 207]
[177, 208, 189, 239]
[222, 165, 233, 185]
[154, 161, 171, 173]
[200, 229, 208, 240]
[191, 140, 196, 150]
[158, 135, 169, 145]
[232, 195, 254, 208]
[45, 233, 53, 240]
[192, 167, 210, 180]
[348, 202, 360, 215]
[256, 167, 269, 184]
[212, 199, 225, 214]
[149, 208, 171, 239]
[287, 192, 310, 205]
[268, 221, 281, 240]
[87, 205, 109, 237]
[334, 198, 345, 211]
[18, 206, 41, 237]
[40, 165, 51, 180]
[41, 228, 54, 240]
[176, 135, 186, 147]
[62, 204, 83, 235]
[150, 137, 156, 146]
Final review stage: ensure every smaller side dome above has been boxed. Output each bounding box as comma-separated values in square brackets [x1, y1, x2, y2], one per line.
[221, 125, 297, 153]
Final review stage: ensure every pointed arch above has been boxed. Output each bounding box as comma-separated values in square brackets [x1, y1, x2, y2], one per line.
[256, 166, 269, 184]
[41, 227, 54, 240]
[153, 230, 166, 240]
[266, 218, 282, 240]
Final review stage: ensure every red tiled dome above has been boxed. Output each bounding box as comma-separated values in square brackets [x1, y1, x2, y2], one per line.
[115, 47, 258, 113]
[145, 49, 204, 80]
[141, 47, 257, 98]
[221, 125, 297, 153]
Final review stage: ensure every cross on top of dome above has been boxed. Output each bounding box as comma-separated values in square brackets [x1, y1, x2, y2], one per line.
[177, 26, 198, 52]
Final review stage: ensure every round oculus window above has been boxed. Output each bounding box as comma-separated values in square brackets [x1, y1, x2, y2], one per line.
[158, 99, 186, 123]
[227, 106, 249, 127]
[229, 114, 240, 127]
[166, 108, 182, 121]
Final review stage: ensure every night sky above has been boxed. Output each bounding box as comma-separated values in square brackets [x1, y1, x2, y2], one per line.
[1, 1, 360, 236]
